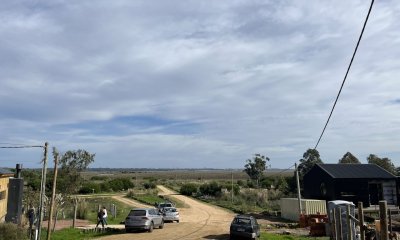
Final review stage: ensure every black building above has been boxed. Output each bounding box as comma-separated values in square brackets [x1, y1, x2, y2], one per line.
[303, 164, 398, 207]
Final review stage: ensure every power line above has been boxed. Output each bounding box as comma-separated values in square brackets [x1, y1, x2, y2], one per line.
[314, 0, 375, 149]
[267, 163, 296, 178]
[0, 145, 44, 149]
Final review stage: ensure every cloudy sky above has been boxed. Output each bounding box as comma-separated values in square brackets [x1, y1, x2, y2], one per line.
[1, 0, 400, 169]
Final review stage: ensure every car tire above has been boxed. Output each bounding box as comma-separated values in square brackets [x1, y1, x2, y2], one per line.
[148, 222, 154, 232]
[159, 220, 164, 229]
[177, 220, 180, 223]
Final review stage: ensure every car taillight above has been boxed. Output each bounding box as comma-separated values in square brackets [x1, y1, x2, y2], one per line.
[142, 217, 149, 220]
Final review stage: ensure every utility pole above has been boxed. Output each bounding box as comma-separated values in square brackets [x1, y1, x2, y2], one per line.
[231, 170, 234, 204]
[47, 148, 59, 240]
[295, 163, 302, 216]
[37, 142, 48, 240]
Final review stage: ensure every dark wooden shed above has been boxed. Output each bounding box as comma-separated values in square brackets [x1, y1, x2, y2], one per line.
[303, 164, 398, 207]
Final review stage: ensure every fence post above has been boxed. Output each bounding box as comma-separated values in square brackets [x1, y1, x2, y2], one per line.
[332, 209, 337, 240]
[73, 199, 77, 228]
[379, 200, 388, 240]
[338, 208, 343, 240]
[358, 202, 365, 240]
[346, 205, 353, 240]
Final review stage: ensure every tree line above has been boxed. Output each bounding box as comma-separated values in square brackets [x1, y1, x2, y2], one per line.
[243, 149, 399, 191]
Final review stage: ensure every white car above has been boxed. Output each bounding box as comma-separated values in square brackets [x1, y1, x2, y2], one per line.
[161, 207, 180, 223]
[125, 208, 164, 232]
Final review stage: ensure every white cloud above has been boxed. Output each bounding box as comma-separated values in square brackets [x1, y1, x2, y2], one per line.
[1, 0, 400, 168]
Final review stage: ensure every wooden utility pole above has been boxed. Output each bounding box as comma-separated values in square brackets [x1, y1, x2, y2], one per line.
[47, 148, 59, 240]
[37, 142, 48, 240]
[358, 202, 365, 240]
[295, 163, 302, 216]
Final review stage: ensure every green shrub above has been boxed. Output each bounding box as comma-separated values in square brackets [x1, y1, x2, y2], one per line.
[143, 182, 156, 189]
[78, 182, 101, 194]
[180, 183, 198, 196]
[90, 176, 109, 181]
[199, 181, 222, 197]
[0, 223, 28, 240]
[76, 199, 88, 219]
[108, 178, 134, 191]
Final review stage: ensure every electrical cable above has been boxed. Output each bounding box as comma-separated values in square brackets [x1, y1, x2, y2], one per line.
[267, 163, 296, 178]
[314, 0, 375, 149]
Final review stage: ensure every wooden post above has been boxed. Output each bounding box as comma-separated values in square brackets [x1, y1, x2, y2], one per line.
[338, 208, 343, 240]
[37, 142, 48, 240]
[358, 202, 365, 240]
[388, 209, 392, 234]
[332, 209, 337, 240]
[346, 204, 353, 240]
[47, 149, 59, 240]
[379, 200, 388, 240]
[73, 199, 77, 228]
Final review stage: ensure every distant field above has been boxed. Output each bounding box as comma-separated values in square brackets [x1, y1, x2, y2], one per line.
[82, 169, 294, 181]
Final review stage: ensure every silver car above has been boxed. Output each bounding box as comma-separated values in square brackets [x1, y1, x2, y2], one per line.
[161, 207, 180, 223]
[125, 208, 164, 232]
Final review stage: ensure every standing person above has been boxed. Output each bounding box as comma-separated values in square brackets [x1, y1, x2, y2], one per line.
[95, 208, 105, 229]
[27, 204, 36, 238]
[102, 207, 108, 226]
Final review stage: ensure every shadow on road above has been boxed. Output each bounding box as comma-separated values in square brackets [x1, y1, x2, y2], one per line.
[204, 233, 230, 239]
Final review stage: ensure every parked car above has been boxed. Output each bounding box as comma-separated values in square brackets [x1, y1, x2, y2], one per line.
[229, 215, 260, 240]
[125, 208, 164, 233]
[162, 207, 180, 223]
[156, 202, 174, 211]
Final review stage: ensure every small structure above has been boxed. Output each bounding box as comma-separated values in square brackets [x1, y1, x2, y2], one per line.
[303, 164, 398, 207]
[0, 168, 14, 222]
[281, 198, 327, 222]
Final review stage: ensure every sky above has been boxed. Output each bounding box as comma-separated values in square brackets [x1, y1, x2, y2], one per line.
[1, 0, 400, 169]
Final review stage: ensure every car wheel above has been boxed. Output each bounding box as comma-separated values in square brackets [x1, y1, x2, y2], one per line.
[159, 220, 164, 229]
[176, 220, 180, 223]
[148, 222, 154, 232]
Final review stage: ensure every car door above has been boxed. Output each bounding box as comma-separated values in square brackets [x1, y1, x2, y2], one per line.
[150, 209, 161, 226]
[252, 218, 260, 237]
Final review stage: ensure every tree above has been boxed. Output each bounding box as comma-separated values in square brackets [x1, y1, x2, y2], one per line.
[338, 152, 360, 164]
[367, 154, 397, 175]
[298, 149, 323, 179]
[56, 149, 95, 194]
[243, 154, 269, 188]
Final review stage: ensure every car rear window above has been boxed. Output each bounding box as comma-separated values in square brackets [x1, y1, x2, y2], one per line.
[129, 210, 146, 216]
[165, 208, 177, 212]
[233, 218, 251, 225]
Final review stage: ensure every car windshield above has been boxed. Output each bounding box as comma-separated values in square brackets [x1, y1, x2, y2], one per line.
[129, 210, 146, 216]
[233, 218, 251, 225]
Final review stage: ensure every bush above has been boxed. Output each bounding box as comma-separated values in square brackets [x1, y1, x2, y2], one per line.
[199, 181, 222, 197]
[76, 199, 88, 219]
[90, 176, 109, 181]
[78, 182, 101, 194]
[108, 178, 134, 191]
[143, 182, 156, 189]
[0, 223, 28, 240]
[180, 183, 198, 196]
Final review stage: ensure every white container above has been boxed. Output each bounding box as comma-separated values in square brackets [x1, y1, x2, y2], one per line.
[281, 198, 327, 221]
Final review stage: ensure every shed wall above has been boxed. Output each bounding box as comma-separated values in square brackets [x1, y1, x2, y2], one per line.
[281, 198, 327, 221]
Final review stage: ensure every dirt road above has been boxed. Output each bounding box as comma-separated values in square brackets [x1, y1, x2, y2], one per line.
[98, 185, 235, 240]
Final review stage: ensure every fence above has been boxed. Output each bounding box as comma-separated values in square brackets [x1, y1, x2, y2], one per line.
[329, 200, 396, 240]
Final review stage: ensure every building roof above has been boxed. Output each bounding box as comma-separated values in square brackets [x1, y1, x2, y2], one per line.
[0, 168, 14, 177]
[316, 164, 396, 179]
